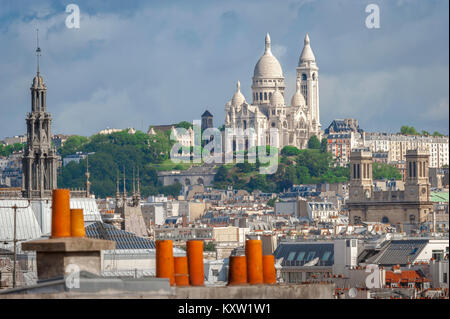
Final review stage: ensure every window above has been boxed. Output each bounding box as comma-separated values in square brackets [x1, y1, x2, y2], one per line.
[322, 251, 331, 261]
[296, 252, 305, 261]
[287, 252, 296, 261]
[259, 92, 263, 100]
[264, 92, 267, 100]
[302, 74, 307, 81]
[306, 251, 316, 261]
[432, 250, 444, 261]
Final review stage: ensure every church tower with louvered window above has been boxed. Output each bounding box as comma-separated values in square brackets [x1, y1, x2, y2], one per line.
[22, 32, 58, 198]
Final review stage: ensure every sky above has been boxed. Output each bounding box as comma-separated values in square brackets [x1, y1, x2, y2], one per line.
[0, 0, 448, 138]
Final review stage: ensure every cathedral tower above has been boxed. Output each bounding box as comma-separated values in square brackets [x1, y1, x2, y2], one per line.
[22, 31, 58, 198]
[404, 149, 430, 203]
[348, 149, 373, 203]
[296, 34, 321, 135]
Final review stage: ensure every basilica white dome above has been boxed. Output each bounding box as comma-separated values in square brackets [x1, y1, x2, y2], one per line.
[253, 33, 283, 78]
[231, 81, 246, 106]
[270, 83, 285, 106]
[291, 81, 306, 107]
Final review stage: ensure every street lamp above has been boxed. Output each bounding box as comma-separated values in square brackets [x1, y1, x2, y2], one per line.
[0, 200, 31, 288]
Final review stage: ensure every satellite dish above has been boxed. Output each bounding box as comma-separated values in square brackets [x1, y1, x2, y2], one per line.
[304, 257, 319, 266]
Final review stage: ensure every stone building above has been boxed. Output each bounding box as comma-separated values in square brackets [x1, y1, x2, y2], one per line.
[224, 33, 321, 150]
[347, 149, 433, 225]
[21, 44, 58, 198]
[363, 133, 449, 168]
[201, 110, 213, 132]
[114, 171, 148, 237]
[157, 165, 217, 187]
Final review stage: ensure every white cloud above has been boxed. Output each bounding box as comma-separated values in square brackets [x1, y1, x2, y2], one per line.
[0, 0, 448, 138]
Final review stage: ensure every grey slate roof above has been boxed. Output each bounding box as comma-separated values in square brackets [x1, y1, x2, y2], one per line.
[0, 199, 42, 252]
[85, 222, 155, 250]
[274, 242, 334, 267]
[202, 110, 213, 117]
[366, 239, 429, 266]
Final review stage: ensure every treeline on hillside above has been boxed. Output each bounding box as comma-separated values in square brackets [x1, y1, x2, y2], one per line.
[58, 129, 181, 198]
[400, 126, 445, 137]
[0, 143, 25, 157]
[58, 132, 402, 198]
[213, 137, 402, 193]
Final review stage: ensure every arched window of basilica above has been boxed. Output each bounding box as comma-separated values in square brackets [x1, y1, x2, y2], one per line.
[264, 92, 267, 100]
[312, 73, 316, 80]
[302, 74, 307, 81]
[269, 92, 272, 99]
[259, 92, 263, 100]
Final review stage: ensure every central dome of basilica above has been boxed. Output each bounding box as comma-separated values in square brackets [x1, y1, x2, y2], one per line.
[253, 33, 283, 78]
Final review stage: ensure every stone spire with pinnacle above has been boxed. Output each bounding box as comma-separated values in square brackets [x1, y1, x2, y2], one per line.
[85, 154, 90, 197]
[115, 170, 120, 203]
[299, 33, 316, 64]
[22, 28, 57, 198]
[136, 167, 141, 204]
[265, 33, 272, 55]
[122, 166, 127, 203]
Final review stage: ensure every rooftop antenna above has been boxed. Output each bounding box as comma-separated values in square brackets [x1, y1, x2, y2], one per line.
[36, 28, 41, 74]
[115, 170, 120, 201]
[85, 154, 90, 197]
[122, 165, 126, 201]
[132, 166, 136, 197]
[136, 167, 141, 203]
[137, 167, 140, 194]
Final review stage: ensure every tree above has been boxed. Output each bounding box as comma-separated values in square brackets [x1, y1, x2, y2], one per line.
[400, 126, 418, 135]
[204, 242, 215, 251]
[58, 135, 89, 157]
[176, 121, 193, 130]
[372, 162, 402, 180]
[281, 145, 301, 156]
[0, 143, 26, 157]
[320, 138, 328, 153]
[432, 131, 444, 137]
[214, 165, 228, 182]
[307, 135, 321, 149]
[236, 162, 253, 173]
[267, 197, 277, 207]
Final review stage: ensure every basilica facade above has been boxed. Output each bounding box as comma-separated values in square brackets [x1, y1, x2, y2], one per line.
[224, 33, 322, 150]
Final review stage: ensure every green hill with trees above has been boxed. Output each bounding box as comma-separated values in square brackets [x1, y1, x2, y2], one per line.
[58, 132, 402, 198]
[58, 129, 182, 198]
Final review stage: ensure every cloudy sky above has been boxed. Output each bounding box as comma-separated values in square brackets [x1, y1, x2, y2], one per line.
[0, 0, 448, 138]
